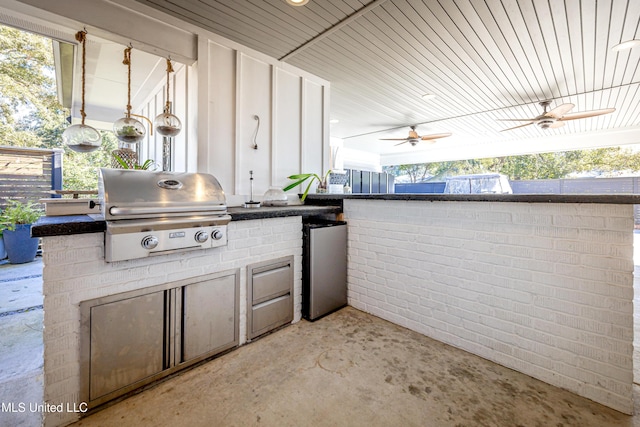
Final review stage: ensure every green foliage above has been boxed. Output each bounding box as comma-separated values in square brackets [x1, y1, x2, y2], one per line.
[1, 24, 117, 191]
[63, 132, 119, 190]
[0, 25, 65, 149]
[385, 147, 640, 182]
[112, 153, 155, 170]
[0, 200, 43, 230]
[284, 170, 331, 202]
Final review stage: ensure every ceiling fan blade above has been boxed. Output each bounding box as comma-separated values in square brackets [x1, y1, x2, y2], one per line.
[545, 103, 575, 118]
[380, 138, 410, 141]
[421, 132, 452, 140]
[394, 140, 409, 146]
[496, 118, 537, 122]
[548, 121, 566, 129]
[500, 122, 534, 132]
[558, 108, 616, 121]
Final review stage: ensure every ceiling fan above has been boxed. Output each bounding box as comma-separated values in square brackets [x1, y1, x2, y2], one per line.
[498, 100, 615, 132]
[380, 125, 452, 146]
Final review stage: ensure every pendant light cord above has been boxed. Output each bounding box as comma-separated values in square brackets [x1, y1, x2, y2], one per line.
[123, 46, 133, 118]
[75, 30, 88, 125]
[165, 58, 174, 113]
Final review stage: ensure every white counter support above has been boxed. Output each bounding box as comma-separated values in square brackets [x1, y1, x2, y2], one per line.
[344, 199, 634, 414]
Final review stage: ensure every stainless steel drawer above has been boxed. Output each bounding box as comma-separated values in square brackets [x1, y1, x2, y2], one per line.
[252, 263, 291, 305]
[251, 294, 293, 338]
[247, 256, 294, 340]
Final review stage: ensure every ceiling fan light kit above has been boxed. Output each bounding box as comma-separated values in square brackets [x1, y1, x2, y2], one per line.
[62, 30, 102, 153]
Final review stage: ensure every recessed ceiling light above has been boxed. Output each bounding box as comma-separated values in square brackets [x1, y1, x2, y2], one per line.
[421, 94, 436, 100]
[286, 0, 309, 6]
[611, 39, 640, 51]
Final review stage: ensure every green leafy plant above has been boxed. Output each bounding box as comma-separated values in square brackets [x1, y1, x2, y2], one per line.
[0, 200, 43, 231]
[112, 153, 155, 170]
[117, 125, 142, 137]
[283, 170, 331, 202]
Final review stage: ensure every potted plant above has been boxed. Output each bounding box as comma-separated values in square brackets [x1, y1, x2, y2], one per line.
[0, 229, 6, 261]
[116, 125, 144, 143]
[283, 170, 331, 202]
[0, 200, 43, 264]
[112, 153, 155, 170]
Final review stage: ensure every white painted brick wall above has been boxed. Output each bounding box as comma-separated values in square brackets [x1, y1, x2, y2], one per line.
[344, 199, 634, 414]
[41, 216, 302, 427]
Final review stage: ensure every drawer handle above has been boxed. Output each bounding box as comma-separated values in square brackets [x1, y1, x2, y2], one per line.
[253, 265, 290, 278]
[252, 294, 290, 310]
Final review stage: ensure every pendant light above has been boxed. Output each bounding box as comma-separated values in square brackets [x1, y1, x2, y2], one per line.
[154, 58, 182, 137]
[113, 46, 147, 144]
[62, 30, 101, 153]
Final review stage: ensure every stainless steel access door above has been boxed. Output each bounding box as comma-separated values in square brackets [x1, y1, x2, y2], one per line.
[182, 274, 238, 362]
[88, 291, 166, 402]
[304, 221, 347, 320]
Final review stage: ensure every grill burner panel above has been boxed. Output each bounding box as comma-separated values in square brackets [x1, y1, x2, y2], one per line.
[105, 225, 227, 262]
[99, 168, 231, 262]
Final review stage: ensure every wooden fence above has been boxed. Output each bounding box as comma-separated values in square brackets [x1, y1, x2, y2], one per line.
[0, 146, 63, 209]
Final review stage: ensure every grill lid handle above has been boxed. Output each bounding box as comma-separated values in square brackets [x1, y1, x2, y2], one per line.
[109, 205, 227, 216]
[157, 179, 183, 190]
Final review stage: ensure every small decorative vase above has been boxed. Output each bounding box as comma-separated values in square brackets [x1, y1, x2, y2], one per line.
[316, 181, 327, 194]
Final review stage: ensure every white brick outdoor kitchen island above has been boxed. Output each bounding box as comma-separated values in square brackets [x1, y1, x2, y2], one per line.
[327, 195, 637, 415]
[32, 206, 341, 427]
[32, 194, 640, 424]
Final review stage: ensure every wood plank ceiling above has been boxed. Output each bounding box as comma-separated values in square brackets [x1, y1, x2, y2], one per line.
[134, 0, 640, 165]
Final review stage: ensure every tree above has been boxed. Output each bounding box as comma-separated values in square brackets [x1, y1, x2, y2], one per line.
[0, 25, 66, 148]
[63, 132, 119, 190]
[385, 147, 640, 181]
[0, 24, 115, 190]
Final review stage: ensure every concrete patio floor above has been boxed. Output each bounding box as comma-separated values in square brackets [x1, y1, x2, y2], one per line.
[0, 257, 44, 427]
[2, 237, 640, 426]
[70, 307, 639, 427]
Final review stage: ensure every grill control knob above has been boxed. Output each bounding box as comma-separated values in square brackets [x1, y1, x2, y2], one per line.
[141, 235, 159, 250]
[211, 229, 223, 240]
[194, 231, 209, 243]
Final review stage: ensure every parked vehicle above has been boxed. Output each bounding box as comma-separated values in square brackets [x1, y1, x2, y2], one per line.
[443, 173, 513, 194]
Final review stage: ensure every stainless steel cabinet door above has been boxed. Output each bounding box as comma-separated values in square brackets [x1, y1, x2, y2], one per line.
[182, 274, 238, 362]
[308, 224, 347, 320]
[89, 291, 165, 401]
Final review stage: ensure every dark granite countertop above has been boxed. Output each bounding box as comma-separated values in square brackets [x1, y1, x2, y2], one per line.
[305, 193, 640, 204]
[31, 204, 343, 238]
[31, 193, 640, 238]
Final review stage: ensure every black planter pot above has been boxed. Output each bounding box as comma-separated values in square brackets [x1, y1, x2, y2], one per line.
[3, 224, 39, 264]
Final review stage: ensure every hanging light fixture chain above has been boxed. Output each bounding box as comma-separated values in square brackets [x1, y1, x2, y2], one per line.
[75, 30, 88, 125]
[165, 58, 174, 113]
[123, 46, 133, 118]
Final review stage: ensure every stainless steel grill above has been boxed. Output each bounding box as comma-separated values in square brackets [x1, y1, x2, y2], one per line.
[99, 168, 231, 262]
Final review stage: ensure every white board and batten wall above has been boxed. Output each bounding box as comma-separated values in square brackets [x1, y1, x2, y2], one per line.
[4, 0, 331, 203]
[198, 40, 330, 202]
[138, 35, 331, 201]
